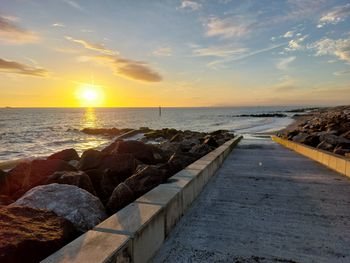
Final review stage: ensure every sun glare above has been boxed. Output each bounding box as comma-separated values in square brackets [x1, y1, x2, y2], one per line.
[77, 84, 105, 107]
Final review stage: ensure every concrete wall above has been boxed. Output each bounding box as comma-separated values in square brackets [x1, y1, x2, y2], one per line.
[42, 136, 243, 263]
[271, 135, 350, 177]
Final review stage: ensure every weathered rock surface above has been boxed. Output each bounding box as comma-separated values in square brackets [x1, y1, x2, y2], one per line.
[13, 183, 107, 232]
[48, 148, 80, 162]
[107, 165, 167, 214]
[0, 205, 76, 263]
[0, 159, 76, 200]
[104, 140, 159, 164]
[279, 106, 350, 157]
[46, 171, 96, 195]
[106, 183, 135, 213]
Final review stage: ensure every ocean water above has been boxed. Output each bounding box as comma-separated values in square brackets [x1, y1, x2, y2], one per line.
[0, 107, 295, 162]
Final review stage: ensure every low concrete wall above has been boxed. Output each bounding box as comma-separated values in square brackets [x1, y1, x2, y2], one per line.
[42, 136, 243, 263]
[272, 135, 350, 177]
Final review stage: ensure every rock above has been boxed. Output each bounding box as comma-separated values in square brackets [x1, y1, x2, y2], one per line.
[78, 149, 104, 171]
[333, 146, 350, 156]
[108, 140, 159, 164]
[341, 130, 350, 140]
[48, 148, 80, 162]
[13, 184, 107, 232]
[83, 153, 137, 202]
[317, 141, 335, 151]
[345, 153, 350, 158]
[301, 134, 320, 147]
[46, 171, 96, 196]
[106, 183, 135, 214]
[124, 165, 167, 197]
[160, 153, 196, 177]
[0, 159, 76, 200]
[0, 205, 76, 263]
[189, 144, 212, 158]
[203, 136, 219, 147]
[170, 133, 183, 142]
[0, 195, 13, 205]
[291, 133, 308, 143]
[319, 134, 350, 146]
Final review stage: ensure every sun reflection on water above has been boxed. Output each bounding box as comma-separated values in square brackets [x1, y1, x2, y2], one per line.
[83, 107, 97, 128]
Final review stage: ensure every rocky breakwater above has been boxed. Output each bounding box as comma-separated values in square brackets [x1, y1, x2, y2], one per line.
[278, 106, 350, 157]
[0, 128, 234, 262]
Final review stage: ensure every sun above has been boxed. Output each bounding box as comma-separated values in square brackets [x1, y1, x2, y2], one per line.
[77, 84, 105, 107]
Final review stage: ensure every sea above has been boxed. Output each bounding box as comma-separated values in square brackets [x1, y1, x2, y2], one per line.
[0, 107, 297, 162]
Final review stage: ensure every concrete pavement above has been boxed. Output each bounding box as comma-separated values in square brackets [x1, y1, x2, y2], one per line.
[152, 136, 350, 263]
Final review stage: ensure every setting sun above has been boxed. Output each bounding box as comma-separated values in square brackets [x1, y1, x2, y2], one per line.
[77, 84, 105, 107]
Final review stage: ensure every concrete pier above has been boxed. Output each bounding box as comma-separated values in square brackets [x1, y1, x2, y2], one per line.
[152, 136, 350, 263]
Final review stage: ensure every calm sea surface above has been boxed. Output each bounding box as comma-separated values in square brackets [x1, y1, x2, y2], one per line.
[0, 107, 296, 162]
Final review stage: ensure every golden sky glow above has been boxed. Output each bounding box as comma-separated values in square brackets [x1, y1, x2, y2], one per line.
[0, 1, 349, 107]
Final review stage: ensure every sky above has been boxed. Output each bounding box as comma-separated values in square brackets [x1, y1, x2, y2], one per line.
[0, 0, 349, 107]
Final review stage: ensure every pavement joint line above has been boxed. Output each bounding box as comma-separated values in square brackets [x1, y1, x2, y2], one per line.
[93, 227, 134, 237]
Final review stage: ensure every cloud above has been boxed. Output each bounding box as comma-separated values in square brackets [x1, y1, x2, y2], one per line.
[192, 45, 248, 57]
[317, 3, 350, 27]
[153, 47, 172, 57]
[285, 35, 308, 51]
[65, 36, 115, 55]
[205, 16, 253, 39]
[0, 15, 39, 44]
[207, 43, 286, 68]
[0, 58, 48, 77]
[276, 56, 296, 70]
[83, 55, 162, 82]
[310, 37, 350, 63]
[179, 0, 202, 11]
[283, 31, 294, 38]
[333, 70, 350, 76]
[52, 23, 65, 27]
[69, 36, 162, 82]
[62, 0, 84, 11]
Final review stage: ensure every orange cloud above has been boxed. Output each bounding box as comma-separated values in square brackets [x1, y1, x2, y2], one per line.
[0, 15, 39, 44]
[0, 58, 48, 77]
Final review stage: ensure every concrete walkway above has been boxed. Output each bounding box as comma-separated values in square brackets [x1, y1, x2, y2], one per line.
[152, 136, 350, 263]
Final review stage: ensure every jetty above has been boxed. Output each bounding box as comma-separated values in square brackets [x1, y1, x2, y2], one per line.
[152, 135, 350, 262]
[41, 134, 350, 263]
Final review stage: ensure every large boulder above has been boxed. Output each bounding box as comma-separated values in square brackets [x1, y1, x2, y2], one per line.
[78, 149, 104, 171]
[123, 165, 167, 196]
[0, 159, 76, 200]
[13, 184, 107, 232]
[203, 136, 219, 148]
[189, 144, 212, 158]
[106, 183, 135, 214]
[105, 140, 159, 164]
[107, 165, 168, 213]
[46, 171, 96, 196]
[83, 153, 137, 202]
[48, 148, 80, 162]
[0, 205, 76, 263]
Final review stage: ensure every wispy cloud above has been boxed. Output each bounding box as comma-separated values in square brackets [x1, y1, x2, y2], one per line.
[310, 37, 350, 63]
[52, 23, 65, 27]
[62, 0, 84, 11]
[207, 43, 286, 68]
[285, 35, 308, 51]
[0, 15, 39, 44]
[69, 36, 162, 82]
[283, 31, 294, 38]
[205, 16, 253, 39]
[333, 69, 350, 76]
[276, 56, 296, 70]
[153, 47, 172, 57]
[179, 0, 202, 11]
[65, 36, 115, 55]
[317, 3, 350, 28]
[192, 45, 248, 57]
[0, 58, 48, 77]
[82, 55, 162, 82]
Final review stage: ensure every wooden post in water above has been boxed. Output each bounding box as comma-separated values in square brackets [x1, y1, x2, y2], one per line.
[159, 106, 162, 116]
